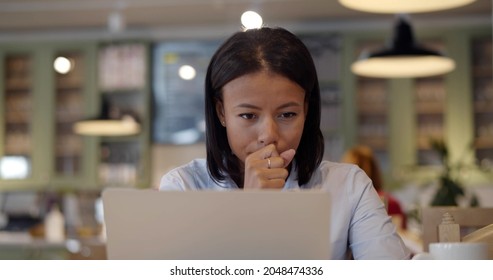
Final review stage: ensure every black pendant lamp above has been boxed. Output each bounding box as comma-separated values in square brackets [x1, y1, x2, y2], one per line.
[351, 15, 455, 78]
[73, 97, 140, 136]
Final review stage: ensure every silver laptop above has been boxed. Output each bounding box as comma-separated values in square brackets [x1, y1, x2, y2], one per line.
[102, 188, 331, 260]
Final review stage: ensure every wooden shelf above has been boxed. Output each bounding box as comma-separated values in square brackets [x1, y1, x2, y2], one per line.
[357, 136, 388, 150]
[474, 102, 493, 113]
[56, 83, 83, 91]
[5, 86, 31, 93]
[54, 53, 85, 177]
[416, 102, 444, 114]
[353, 40, 389, 164]
[56, 150, 82, 157]
[475, 137, 493, 149]
[98, 43, 147, 92]
[3, 54, 33, 169]
[357, 103, 386, 115]
[95, 42, 150, 188]
[472, 37, 493, 162]
[4, 145, 31, 155]
[6, 108, 30, 122]
[416, 88, 444, 153]
[416, 136, 442, 150]
[473, 66, 492, 77]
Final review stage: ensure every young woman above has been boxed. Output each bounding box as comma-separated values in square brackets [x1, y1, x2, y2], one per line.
[160, 27, 411, 260]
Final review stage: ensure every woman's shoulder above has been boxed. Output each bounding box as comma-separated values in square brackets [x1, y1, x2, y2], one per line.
[307, 160, 371, 189]
[167, 158, 208, 176]
[318, 160, 363, 176]
[159, 158, 209, 190]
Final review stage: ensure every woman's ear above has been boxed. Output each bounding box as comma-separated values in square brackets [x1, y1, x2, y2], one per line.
[215, 100, 226, 126]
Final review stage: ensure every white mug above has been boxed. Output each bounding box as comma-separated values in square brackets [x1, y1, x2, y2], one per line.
[413, 242, 488, 260]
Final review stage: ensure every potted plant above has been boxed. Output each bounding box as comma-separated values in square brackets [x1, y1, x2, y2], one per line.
[429, 139, 478, 206]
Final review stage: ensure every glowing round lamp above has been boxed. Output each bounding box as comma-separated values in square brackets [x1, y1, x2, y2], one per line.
[339, 0, 476, 14]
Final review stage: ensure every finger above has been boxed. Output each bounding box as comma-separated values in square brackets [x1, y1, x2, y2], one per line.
[263, 168, 289, 180]
[280, 149, 296, 167]
[246, 144, 279, 168]
[264, 156, 285, 169]
[260, 178, 286, 189]
[258, 144, 279, 160]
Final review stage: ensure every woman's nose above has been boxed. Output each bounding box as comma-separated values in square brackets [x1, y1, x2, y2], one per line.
[258, 117, 279, 146]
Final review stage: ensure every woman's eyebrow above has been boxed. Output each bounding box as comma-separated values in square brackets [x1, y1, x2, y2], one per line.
[277, 102, 302, 110]
[234, 101, 302, 110]
[235, 103, 260, 109]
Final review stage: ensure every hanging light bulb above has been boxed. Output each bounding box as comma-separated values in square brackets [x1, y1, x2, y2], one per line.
[241, 11, 263, 30]
[178, 65, 196, 80]
[351, 15, 455, 78]
[54, 56, 73, 74]
[108, 10, 126, 33]
[339, 0, 476, 14]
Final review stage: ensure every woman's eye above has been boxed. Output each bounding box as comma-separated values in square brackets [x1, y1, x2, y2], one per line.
[279, 112, 297, 119]
[239, 113, 256, 120]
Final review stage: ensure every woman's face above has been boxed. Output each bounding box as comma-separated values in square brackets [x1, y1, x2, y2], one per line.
[216, 71, 307, 165]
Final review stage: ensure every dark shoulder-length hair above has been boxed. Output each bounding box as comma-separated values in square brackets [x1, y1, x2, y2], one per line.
[205, 27, 324, 187]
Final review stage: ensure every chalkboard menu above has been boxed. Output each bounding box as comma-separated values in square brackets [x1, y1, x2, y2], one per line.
[152, 41, 219, 144]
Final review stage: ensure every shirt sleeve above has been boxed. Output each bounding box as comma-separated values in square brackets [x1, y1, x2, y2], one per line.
[158, 159, 215, 191]
[159, 169, 187, 191]
[347, 168, 411, 259]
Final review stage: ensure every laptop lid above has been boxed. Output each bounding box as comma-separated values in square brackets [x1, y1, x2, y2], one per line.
[102, 188, 331, 260]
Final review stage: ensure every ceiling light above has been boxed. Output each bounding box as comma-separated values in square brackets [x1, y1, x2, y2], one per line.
[108, 10, 125, 33]
[0, 156, 30, 179]
[241, 11, 263, 30]
[73, 116, 140, 136]
[178, 65, 196, 80]
[73, 99, 140, 136]
[339, 0, 476, 14]
[351, 15, 455, 78]
[54, 56, 73, 74]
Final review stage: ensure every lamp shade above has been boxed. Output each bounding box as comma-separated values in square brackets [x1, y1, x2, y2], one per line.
[73, 98, 140, 136]
[339, 0, 476, 14]
[351, 16, 455, 78]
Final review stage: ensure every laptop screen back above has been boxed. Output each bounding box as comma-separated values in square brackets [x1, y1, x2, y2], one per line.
[102, 189, 331, 260]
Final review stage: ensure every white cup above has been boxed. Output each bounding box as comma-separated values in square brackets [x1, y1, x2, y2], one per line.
[413, 242, 489, 260]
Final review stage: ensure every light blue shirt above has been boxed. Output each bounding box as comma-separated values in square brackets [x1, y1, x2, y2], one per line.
[159, 158, 411, 260]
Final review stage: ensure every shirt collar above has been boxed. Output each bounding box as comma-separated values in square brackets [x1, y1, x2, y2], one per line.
[283, 161, 301, 190]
